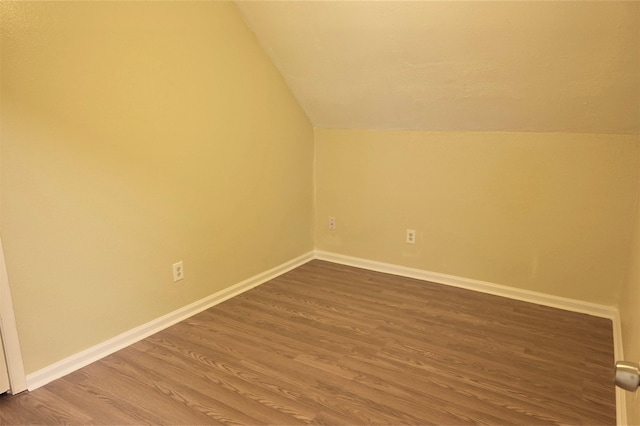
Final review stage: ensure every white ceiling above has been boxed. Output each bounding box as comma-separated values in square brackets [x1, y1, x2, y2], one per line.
[237, 1, 640, 134]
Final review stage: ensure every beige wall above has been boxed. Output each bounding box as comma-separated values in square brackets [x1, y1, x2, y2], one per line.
[315, 129, 639, 305]
[620, 135, 640, 425]
[0, 2, 314, 373]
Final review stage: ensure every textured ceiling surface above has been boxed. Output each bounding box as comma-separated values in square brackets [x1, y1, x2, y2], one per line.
[237, 1, 640, 133]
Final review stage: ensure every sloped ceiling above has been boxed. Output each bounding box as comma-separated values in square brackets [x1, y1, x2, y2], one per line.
[237, 1, 640, 133]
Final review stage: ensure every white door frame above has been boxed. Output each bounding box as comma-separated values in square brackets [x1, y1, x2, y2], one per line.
[0, 236, 27, 393]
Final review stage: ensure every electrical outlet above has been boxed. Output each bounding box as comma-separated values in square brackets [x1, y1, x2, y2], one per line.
[329, 216, 336, 231]
[406, 229, 416, 244]
[172, 261, 184, 282]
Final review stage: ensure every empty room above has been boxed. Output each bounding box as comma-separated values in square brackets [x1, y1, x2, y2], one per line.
[1, 1, 639, 424]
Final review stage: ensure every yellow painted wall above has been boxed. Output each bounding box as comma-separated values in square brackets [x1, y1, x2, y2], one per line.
[315, 129, 639, 305]
[620, 135, 640, 425]
[0, 1, 314, 373]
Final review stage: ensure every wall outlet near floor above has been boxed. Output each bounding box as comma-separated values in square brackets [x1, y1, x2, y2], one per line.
[406, 229, 416, 244]
[172, 261, 184, 282]
[329, 216, 336, 231]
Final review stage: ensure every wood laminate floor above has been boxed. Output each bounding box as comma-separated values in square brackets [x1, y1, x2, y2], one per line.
[0, 260, 615, 425]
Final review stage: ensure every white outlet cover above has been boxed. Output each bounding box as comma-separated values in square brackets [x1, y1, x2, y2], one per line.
[173, 261, 184, 282]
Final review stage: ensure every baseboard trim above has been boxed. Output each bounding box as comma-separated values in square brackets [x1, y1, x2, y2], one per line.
[314, 251, 618, 319]
[26, 251, 314, 391]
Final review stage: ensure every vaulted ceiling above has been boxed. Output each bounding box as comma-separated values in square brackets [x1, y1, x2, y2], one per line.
[237, 1, 640, 134]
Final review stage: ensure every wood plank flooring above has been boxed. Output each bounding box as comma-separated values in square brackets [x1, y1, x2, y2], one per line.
[0, 260, 615, 424]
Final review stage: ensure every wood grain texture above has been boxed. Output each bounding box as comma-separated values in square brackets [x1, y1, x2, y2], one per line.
[0, 260, 615, 424]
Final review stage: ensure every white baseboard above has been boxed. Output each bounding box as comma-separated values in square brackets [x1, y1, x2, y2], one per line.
[314, 250, 625, 423]
[26, 251, 314, 391]
[314, 251, 618, 319]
